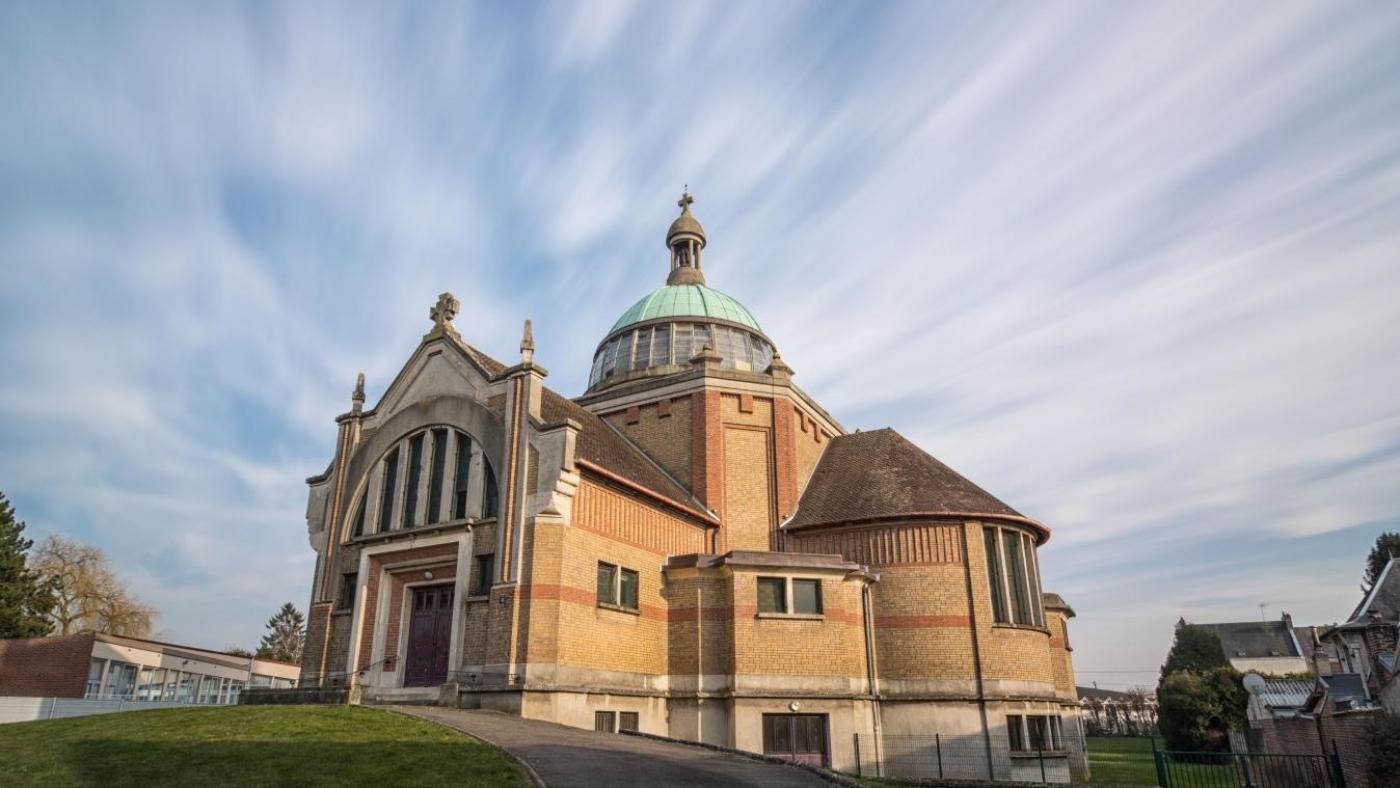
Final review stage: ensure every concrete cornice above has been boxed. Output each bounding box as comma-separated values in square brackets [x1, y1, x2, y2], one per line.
[576, 370, 844, 437]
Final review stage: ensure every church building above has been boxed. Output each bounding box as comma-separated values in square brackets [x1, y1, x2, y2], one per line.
[299, 194, 1084, 781]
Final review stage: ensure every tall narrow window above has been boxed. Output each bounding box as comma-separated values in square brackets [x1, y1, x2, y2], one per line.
[1024, 532, 1044, 627]
[403, 433, 425, 528]
[985, 528, 1009, 623]
[472, 554, 495, 596]
[452, 432, 472, 520]
[1004, 528, 1031, 625]
[1007, 715, 1026, 751]
[378, 447, 399, 532]
[426, 428, 447, 524]
[650, 325, 671, 367]
[632, 327, 653, 370]
[483, 460, 499, 519]
[349, 491, 367, 538]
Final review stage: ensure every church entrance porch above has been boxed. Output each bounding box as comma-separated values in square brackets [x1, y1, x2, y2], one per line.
[404, 584, 454, 687]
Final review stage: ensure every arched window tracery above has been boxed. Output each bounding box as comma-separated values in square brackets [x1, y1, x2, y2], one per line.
[344, 426, 499, 542]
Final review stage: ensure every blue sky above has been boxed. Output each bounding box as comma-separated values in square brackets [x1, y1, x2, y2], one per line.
[2, 1, 1398, 687]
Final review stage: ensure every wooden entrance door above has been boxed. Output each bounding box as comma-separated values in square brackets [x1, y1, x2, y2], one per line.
[404, 584, 454, 687]
[762, 713, 828, 767]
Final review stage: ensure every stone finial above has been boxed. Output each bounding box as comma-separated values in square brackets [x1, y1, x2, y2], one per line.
[765, 351, 794, 381]
[428, 292, 460, 338]
[689, 340, 723, 370]
[351, 372, 365, 414]
[520, 319, 535, 364]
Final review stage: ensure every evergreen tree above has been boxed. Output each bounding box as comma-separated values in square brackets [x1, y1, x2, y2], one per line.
[257, 603, 306, 664]
[1363, 532, 1400, 590]
[0, 492, 55, 638]
[1161, 621, 1229, 676]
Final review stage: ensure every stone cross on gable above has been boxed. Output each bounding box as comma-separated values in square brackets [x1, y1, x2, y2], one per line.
[429, 292, 460, 330]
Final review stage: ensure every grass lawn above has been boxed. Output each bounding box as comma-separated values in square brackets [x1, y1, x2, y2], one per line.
[1086, 736, 1159, 785]
[0, 704, 526, 787]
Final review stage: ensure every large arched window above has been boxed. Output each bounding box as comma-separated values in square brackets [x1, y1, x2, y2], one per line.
[346, 427, 498, 541]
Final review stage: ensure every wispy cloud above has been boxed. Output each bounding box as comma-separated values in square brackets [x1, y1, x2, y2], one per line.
[1, 1, 1397, 674]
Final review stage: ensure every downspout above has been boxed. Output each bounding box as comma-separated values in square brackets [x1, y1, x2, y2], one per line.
[861, 579, 883, 777]
[959, 525, 994, 780]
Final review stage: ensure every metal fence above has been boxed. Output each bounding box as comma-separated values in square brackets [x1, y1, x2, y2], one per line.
[1153, 748, 1347, 788]
[854, 734, 1073, 784]
[0, 696, 200, 725]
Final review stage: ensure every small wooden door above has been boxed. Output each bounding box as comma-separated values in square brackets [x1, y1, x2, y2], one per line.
[404, 584, 454, 687]
[762, 714, 828, 767]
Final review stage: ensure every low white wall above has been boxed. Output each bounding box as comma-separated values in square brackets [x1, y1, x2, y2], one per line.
[0, 696, 200, 725]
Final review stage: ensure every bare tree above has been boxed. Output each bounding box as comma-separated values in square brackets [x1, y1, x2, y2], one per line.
[32, 535, 157, 638]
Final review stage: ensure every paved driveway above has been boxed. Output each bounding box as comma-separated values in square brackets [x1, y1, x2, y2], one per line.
[392, 706, 834, 788]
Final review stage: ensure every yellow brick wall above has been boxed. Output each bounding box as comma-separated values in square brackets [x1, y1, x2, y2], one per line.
[543, 480, 711, 678]
[729, 571, 868, 679]
[666, 571, 734, 678]
[723, 427, 773, 550]
[963, 521, 1056, 686]
[604, 396, 693, 483]
[793, 407, 828, 492]
[871, 563, 978, 680]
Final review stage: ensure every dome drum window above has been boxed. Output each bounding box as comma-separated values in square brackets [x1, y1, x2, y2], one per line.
[346, 427, 499, 541]
[587, 321, 774, 389]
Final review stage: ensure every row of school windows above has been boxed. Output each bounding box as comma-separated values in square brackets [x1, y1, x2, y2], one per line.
[85, 659, 291, 704]
[1007, 713, 1066, 752]
[595, 562, 824, 617]
[349, 428, 499, 539]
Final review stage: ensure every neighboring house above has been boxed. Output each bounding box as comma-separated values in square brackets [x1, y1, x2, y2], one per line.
[1319, 557, 1399, 703]
[1192, 614, 1310, 675]
[295, 195, 1084, 781]
[0, 632, 298, 703]
[1077, 686, 1157, 736]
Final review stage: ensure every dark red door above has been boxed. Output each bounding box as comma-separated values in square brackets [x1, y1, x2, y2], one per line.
[404, 584, 454, 687]
[762, 714, 828, 767]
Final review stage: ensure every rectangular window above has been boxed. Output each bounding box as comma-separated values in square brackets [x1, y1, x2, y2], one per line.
[1007, 714, 1026, 751]
[619, 568, 639, 611]
[107, 662, 136, 698]
[1028, 715, 1050, 750]
[594, 710, 616, 732]
[339, 572, 358, 609]
[601, 337, 622, 377]
[597, 562, 618, 606]
[378, 448, 400, 531]
[1003, 529, 1031, 625]
[199, 676, 221, 704]
[452, 432, 472, 520]
[472, 554, 495, 596]
[619, 711, 639, 732]
[632, 327, 653, 369]
[792, 579, 822, 615]
[650, 325, 670, 367]
[426, 428, 448, 524]
[757, 577, 787, 613]
[403, 432, 425, 528]
[86, 659, 106, 698]
[137, 668, 157, 701]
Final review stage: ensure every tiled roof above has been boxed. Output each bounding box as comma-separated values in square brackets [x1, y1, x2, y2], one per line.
[1345, 557, 1399, 625]
[1195, 621, 1301, 659]
[787, 428, 1025, 529]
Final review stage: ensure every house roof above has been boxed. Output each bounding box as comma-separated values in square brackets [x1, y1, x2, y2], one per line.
[1319, 673, 1369, 704]
[1195, 620, 1302, 660]
[1254, 678, 1314, 709]
[785, 428, 1044, 539]
[1344, 557, 1399, 626]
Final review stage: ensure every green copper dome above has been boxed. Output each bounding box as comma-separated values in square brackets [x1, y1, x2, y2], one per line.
[609, 284, 762, 334]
